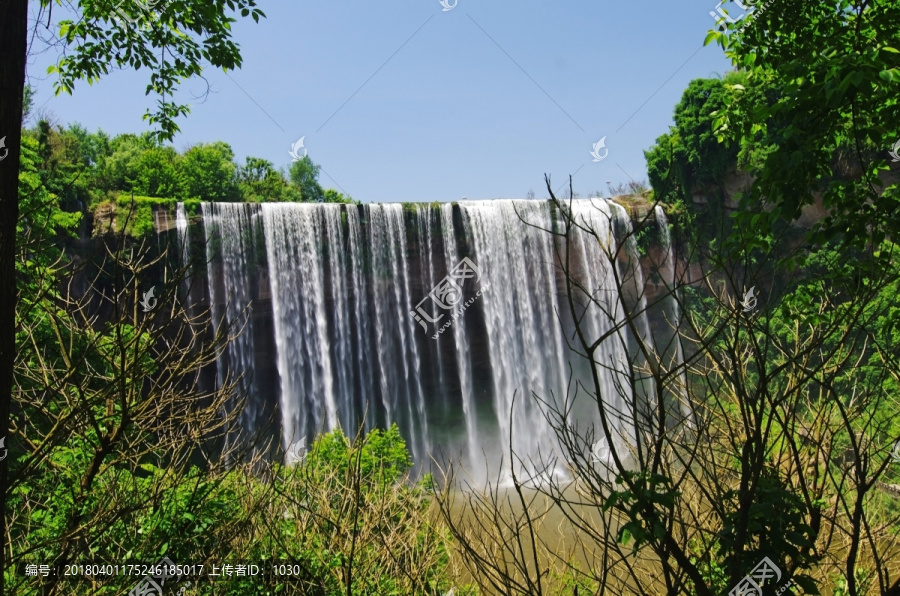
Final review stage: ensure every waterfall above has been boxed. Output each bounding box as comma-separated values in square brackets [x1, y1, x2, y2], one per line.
[346, 207, 378, 431]
[365, 204, 429, 463]
[194, 200, 674, 478]
[175, 202, 189, 261]
[414, 205, 447, 412]
[261, 204, 339, 463]
[565, 199, 648, 470]
[653, 205, 691, 431]
[457, 201, 571, 482]
[438, 203, 479, 471]
[202, 202, 264, 438]
[175, 202, 191, 301]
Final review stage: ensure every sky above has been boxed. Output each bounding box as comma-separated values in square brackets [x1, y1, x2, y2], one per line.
[25, 0, 736, 203]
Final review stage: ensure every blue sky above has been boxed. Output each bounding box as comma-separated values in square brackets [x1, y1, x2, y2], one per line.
[26, 0, 735, 203]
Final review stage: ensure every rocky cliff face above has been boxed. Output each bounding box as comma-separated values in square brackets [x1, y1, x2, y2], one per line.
[690, 161, 900, 232]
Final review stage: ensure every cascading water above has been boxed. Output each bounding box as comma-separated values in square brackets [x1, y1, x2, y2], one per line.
[414, 205, 446, 411]
[345, 207, 378, 431]
[175, 203, 189, 262]
[564, 199, 653, 470]
[652, 205, 691, 430]
[458, 201, 572, 482]
[366, 204, 430, 463]
[437, 203, 480, 471]
[196, 199, 675, 479]
[175, 202, 192, 304]
[202, 202, 265, 437]
[261, 204, 340, 462]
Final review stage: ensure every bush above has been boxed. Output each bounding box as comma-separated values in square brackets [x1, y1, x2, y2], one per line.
[213, 425, 457, 595]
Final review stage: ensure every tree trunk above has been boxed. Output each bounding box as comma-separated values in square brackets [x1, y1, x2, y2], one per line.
[0, 0, 28, 592]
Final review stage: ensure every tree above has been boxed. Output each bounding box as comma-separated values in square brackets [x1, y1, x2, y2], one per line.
[230, 425, 456, 595]
[10, 200, 274, 594]
[289, 155, 325, 203]
[0, 3, 30, 589]
[323, 188, 354, 204]
[179, 142, 239, 202]
[132, 145, 181, 198]
[435, 179, 900, 595]
[21, 85, 34, 124]
[705, 0, 900, 251]
[34, 122, 111, 211]
[95, 133, 154, 193]
[236, 156, 293, 202]
[644, 75, 743, 207]
[0, 0, 265, 587]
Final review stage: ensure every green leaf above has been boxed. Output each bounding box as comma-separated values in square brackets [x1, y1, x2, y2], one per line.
[878, 68, 900, 83]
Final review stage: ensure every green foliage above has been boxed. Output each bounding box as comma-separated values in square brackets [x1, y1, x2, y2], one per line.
[705, 0, 900, 250]
[10, 354, 451, 595]
[132, 145, 181, 198]
[182, 198, 202, 216]
[833, 567, 874, 596]
[8, 445, 258, 594]
[289, 155, 325, 202]
[687, 538, 729, 596]
[23, 121, 340, 222]
[179, 142, 240, 202]
[17, 135, 82, 246]
[237, 156, 297, 202]
[644, 75, 742, 206]
[23, 84, 35, 121]
[547, 562, 599, 596]
[323, 188, 355, 204]
[214, 426, 454, 596]
[47, 0, 266, 143]
[96, 131, 157, 195]
[304, 424, 413, 486]
[95, 195, 177, 238]
[34, 121, 106, 211]
[601, 470, 679, 552]
[718, 466, 818, 578]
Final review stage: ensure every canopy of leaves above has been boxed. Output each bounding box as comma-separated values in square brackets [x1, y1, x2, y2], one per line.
[289, 155, 325, 203]
[705, 0, 900, 250]
[25, 121, 352, 207]
[644, 73, 744, 206]
[46, 0, 266, 142]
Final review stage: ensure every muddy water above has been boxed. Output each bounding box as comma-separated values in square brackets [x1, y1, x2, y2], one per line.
[438, 481, 667, 596]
